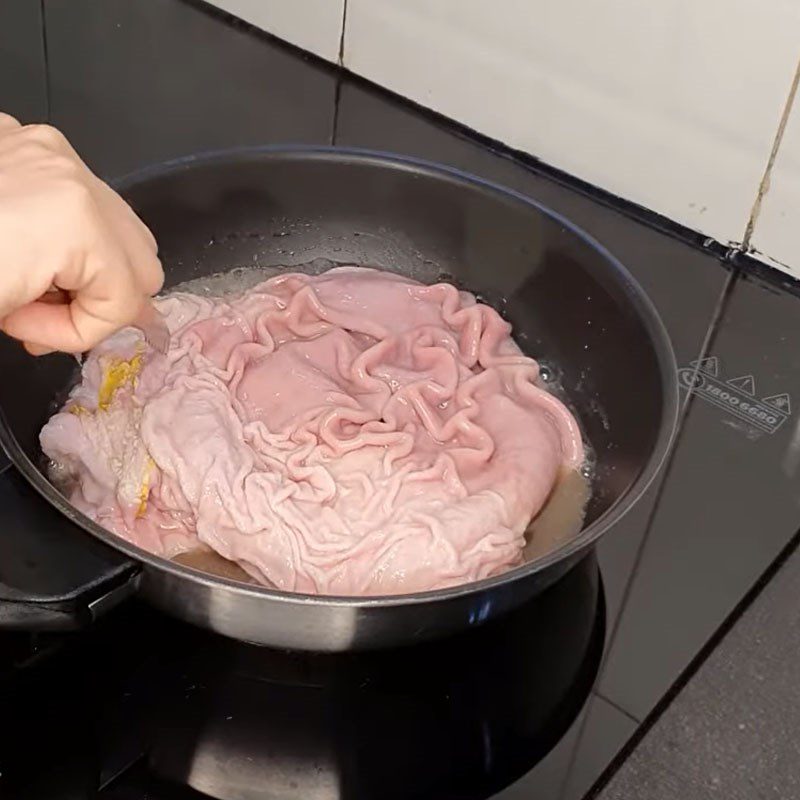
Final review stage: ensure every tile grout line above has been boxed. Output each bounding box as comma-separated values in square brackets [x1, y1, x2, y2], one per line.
[742, 57, 800, 250]
[337, 0, 349, 67]
[330, 0, 349, 144]
[592, 692, 640, 725]
[331, 73, 343, 146]
[39, 0, 51, 122]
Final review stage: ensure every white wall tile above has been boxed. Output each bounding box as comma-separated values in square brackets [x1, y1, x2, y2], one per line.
[344, 0, 800, 247]
[208, 0, 344, 63]
[750, 76, 800, 279]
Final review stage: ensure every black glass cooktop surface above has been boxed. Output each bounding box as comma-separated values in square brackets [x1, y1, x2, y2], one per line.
[2, 2, 800, 799]
[1, 556, 604, 800]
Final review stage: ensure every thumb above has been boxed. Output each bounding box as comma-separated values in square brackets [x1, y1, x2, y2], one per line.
[24, 342, 55, 356]
[1, 294, 143, 353]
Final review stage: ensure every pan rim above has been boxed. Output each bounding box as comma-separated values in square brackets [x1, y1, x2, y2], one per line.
[0, 144, 679, 609]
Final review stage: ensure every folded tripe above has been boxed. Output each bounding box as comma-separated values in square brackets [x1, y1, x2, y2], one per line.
[41, 267, 584, 595]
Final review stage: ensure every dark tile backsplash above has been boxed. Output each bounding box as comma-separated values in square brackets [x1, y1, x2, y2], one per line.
[0, 0, 47, 122]
[43, 0, 337, 178]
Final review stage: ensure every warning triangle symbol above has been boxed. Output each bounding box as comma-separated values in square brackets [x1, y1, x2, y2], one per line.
[762, 393, 792, 415]
[726, 375, 755, 395]
[691, 356, 719, 377]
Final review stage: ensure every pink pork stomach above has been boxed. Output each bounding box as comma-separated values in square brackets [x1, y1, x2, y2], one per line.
[40, 267, 584, 596]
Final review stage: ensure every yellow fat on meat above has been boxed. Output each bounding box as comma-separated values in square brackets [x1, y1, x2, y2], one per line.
[68, 352, 153, 516]
[98, 354, 143, 411]
[137, 457, 155, 517]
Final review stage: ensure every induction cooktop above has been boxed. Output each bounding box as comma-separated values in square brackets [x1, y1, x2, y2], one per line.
[3, 2, 800, 799]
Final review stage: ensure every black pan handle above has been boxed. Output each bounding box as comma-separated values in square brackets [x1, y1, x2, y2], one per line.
[0, 462, 141, 631]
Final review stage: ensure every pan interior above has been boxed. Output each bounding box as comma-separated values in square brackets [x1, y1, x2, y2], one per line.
[0, 150, 674, 595]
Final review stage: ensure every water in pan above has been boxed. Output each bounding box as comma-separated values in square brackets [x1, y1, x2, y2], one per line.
[168, 256, 444, 295]
[163, 261, 593, 583]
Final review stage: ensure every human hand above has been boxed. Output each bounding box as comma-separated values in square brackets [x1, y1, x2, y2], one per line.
[0, 113, 163, 354]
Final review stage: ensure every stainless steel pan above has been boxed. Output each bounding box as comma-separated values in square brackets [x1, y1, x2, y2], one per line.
[0, 148, 678, 650]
